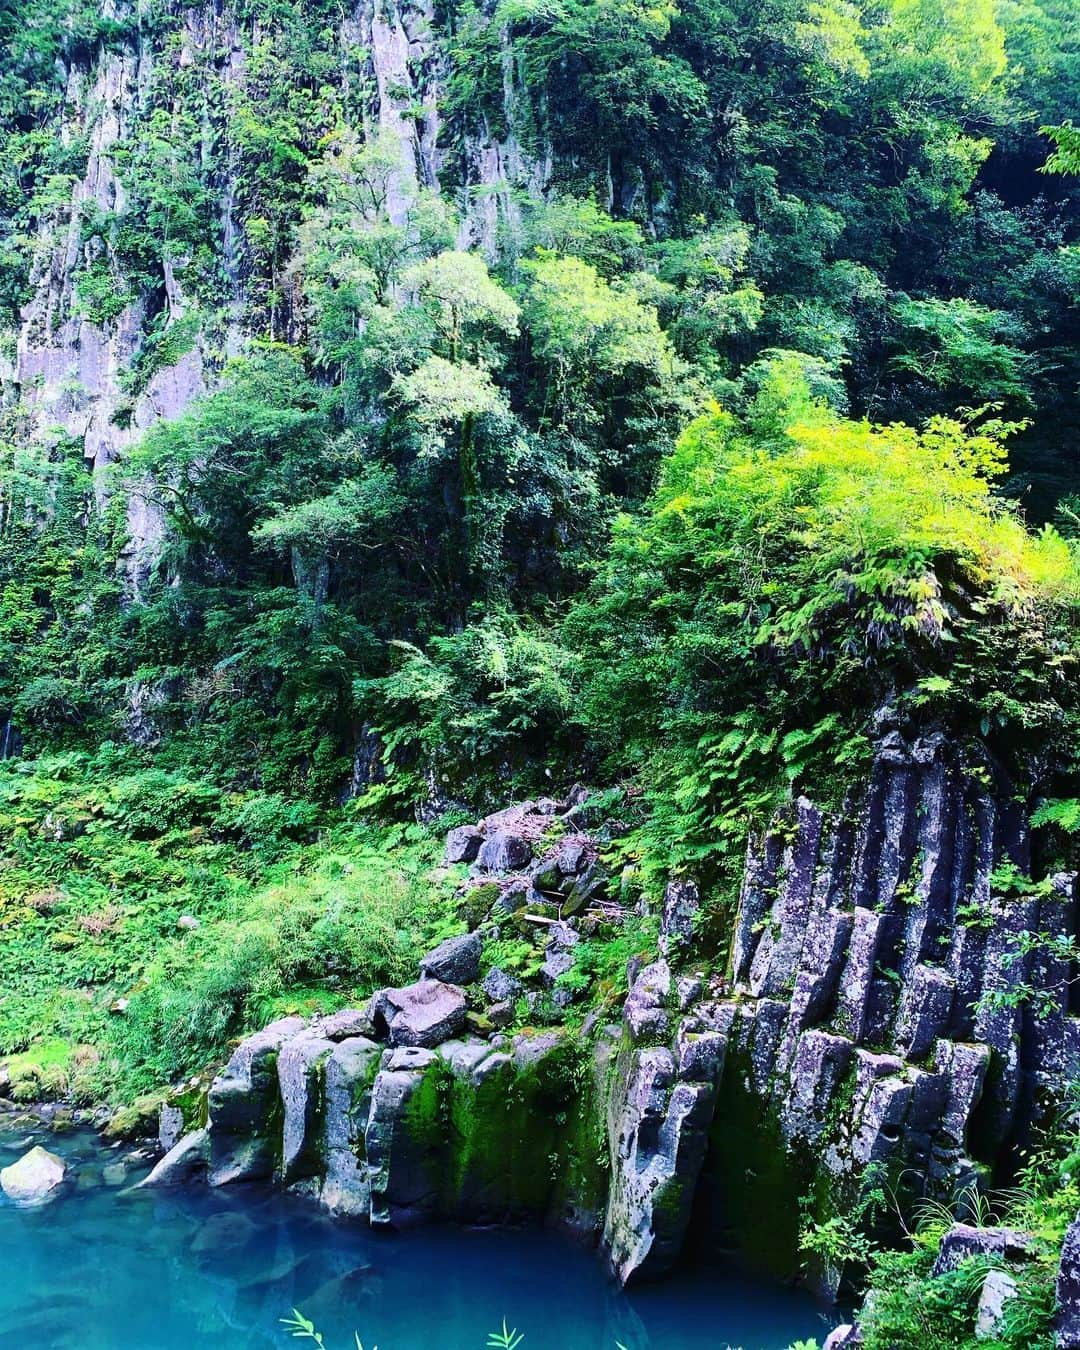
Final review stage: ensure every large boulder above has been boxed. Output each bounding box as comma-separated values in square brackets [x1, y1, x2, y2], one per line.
[419, 932, 482, 986]
[0, 1145, 65, 1204]
[445, 826, 482, 865]
[371, 980, 467, 1048]
[931, 1225, 1036, 1275]
[476, 831, 532, 873]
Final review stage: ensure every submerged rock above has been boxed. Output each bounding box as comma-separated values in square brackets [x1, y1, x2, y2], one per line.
[1, 1145, 66, 1204]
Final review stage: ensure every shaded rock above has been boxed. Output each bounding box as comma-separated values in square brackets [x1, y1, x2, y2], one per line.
[445, 826, 482, 865]
[371, 980, 467, 1048]
[476, 830, 533, 873]
[547, 921, 580, 949]
[207, 1016, 305, 1186]
[603, 1045, 719, 1284]
[823, 1327, 863, 1349]
[419, 932, 482, 985]
[365, 1047, 443, 1226]
[139, 1128, 209, 1188]
[563, 868, 608, 917]
[481, 967, 521, 1003]
[1056, 1215, 1080, 1348]
[511, 1031, 564, 1070]
[540, 947, 575, 987]
[0, 1145, 65, 1204]
[321, 1036, 381, 1217]
[488, 1001, 514, 1029]
[894, 965, 955, 1062]
[659, 878, 699, 958]
[931, 1225, 1036, 1276]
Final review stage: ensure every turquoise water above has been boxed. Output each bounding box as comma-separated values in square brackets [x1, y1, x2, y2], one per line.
[0, 1129, 838, 1350]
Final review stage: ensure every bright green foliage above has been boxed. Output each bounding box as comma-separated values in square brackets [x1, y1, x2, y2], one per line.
[566, 371, 1080, 886]
[0, 749, 456, 1097]
[1043, 123, 1080, 174]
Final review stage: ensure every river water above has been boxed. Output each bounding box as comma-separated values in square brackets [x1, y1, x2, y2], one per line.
[0, 1128, 839, 1350]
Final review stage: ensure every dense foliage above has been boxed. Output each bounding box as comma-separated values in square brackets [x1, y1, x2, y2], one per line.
[1, 0, 1079, 1119]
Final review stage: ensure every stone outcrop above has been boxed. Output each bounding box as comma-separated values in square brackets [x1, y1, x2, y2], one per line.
[1057, 1217, 1080, 1348]
[147, 1007, 613, 1237]
[145, 749, 1080, 1297]
[370, 981, 468, 1049]
[599, 727, 1080, 1289]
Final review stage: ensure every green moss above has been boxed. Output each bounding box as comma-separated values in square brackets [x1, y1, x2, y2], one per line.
[694, 1047, 808, 1279]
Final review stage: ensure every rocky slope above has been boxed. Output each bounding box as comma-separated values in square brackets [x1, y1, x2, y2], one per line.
[143, 727, 1080, 1310]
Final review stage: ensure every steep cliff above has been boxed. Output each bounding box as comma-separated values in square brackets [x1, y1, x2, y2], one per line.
[2, 0, 545, 588]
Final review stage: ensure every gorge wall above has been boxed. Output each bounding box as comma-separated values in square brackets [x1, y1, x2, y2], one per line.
[2, 0, 545, 586]
[143, 722, 1080, 1295]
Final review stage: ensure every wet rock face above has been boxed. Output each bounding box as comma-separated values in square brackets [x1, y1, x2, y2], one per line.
[708, 734, 1078, 1273]
[147, 1012, 609, 1238]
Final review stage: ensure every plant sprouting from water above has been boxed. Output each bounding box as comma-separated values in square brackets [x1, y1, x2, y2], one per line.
[486, 1322, 524, 1349]
[283, 1309, 820, 1349]
[282, 1310, 372, 1350]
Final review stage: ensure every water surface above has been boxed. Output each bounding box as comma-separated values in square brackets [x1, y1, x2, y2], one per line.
[0, 1128, 838, 1350]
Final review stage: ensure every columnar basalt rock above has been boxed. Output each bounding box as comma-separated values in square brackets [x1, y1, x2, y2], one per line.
[599, 729, 1080, 1288]
[146, 752, 1080, 1294]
